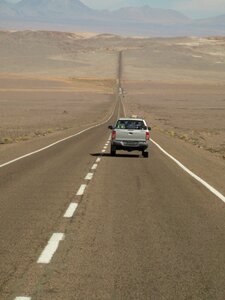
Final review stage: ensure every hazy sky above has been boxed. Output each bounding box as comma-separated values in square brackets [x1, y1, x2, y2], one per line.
[7, 0, 225, 18]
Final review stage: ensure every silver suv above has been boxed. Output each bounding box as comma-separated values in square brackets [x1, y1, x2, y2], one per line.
[108, 117, 151, 157]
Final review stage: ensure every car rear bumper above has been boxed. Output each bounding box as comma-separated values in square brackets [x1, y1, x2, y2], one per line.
[111, 140, 149, 151]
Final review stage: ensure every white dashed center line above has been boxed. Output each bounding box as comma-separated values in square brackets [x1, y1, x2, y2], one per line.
[37, 233, 65, 264]
[64, 203, 78, 218]
[76, 184, 87, 196]
[91, 164, 98, 170]
[14, 140, 107, 295]
[85, 172, 94, 180]
[15, 297, 31, 300]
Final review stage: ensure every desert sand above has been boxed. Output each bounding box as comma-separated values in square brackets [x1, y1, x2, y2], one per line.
[0, 31, 224, 164]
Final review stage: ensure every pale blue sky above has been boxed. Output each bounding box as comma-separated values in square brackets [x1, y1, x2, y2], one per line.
[7, 0, 225, 18]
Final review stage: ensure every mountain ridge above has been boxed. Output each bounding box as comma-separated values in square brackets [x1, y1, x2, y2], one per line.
[112, 6, 190, 24]
[0, 0, 224, 36]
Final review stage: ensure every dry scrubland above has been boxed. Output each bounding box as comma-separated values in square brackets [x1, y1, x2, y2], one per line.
[122, 37, 225, 160]
[0, 31, 225, 160]
[0, 31, 118, 146]
[124, 82, 225, 159]
[0, 76, 115, 143]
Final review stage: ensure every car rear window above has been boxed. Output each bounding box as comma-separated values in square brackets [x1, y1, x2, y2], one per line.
[116, 120, 145, 130]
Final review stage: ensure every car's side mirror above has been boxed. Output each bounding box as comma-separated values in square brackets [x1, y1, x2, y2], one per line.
[148, 127, 152, 131]
[108, 125, 113, 130]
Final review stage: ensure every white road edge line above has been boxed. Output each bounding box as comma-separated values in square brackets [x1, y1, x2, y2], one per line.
[64, 203, 78, 218]
[96, 158, 101, 163]
[15, 297, 31, 300]
[37, 233, 65, 264]
[91, 164, 98, 170]
[0, 102, 117, 169]
[85, 173, 94, 180]
[151, 139, 225, 203]
[76, 184, 87, 196]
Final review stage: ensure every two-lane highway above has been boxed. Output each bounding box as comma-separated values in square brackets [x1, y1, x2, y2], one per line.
[0, 51, 225, 300]
[29, 128, 225, 300]
[0, 99, 120, 299]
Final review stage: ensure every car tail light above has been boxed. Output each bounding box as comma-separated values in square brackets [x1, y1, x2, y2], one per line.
[112, 130, 116, 140]
[146, 131, 150, 140]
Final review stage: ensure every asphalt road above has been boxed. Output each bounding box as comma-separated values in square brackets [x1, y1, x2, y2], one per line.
[0, 52, 225, 300]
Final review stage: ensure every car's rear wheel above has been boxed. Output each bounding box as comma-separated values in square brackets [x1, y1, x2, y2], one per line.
[111, 147, 116, 156]
[142, 151, 149, 158]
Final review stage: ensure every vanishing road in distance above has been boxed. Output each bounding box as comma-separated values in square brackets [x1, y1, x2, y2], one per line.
[0, 52, 225, 300]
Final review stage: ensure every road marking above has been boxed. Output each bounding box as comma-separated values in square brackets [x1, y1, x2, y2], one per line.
[64, 203, 78, 218]
[96, 158, 101, 163]
[37, 233, 65, 264]
[121, 98, 126, 117]
[15, 297, 31, 300]
[76, 184, 87, 196]
[0, 101, 117, 169]
[151, 139, 225, 203]
[103, 146, 107, 149]
[85, 173, 93, 180]
[192, 55, 202, 58]
[117, 99, 120, 119]
[102, 149, 106, 153]
[91, 164, 98, 170]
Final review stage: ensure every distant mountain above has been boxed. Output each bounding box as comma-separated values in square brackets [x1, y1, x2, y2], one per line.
[112, 6, 190, 24]
[0, 0, 224, 36]
[198, 14, 225, 26]
[15, 0, 93, 18]
[0, 0, 95, 20]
